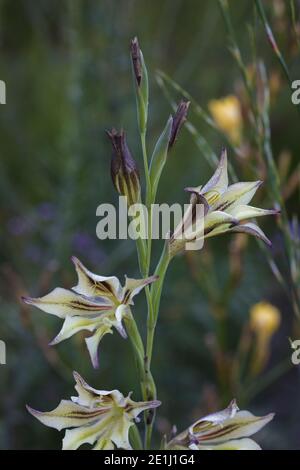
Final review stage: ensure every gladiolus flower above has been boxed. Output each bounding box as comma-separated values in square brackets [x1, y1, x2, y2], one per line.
[27, 371, 160, 450]
[168, 148, 279, 257]
[167, 399, 274, 450]
[22, 257, 157, 368]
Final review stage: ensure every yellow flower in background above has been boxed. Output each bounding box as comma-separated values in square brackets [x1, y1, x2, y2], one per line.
[27, 371, 160, 450]
[250, 301, 281, 338]
[249, 301, 281, 376]
[208, 95, 242, 145]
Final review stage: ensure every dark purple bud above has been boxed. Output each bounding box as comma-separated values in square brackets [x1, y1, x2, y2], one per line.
[130, 37, 142, 87]
[107, 129, 141, 205]
[169, 100, 190, 149]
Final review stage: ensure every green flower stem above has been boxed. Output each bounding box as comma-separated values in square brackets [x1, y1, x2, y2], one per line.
[124, 313, 146, 378]
[130, 424, 143, 450]
[139, 127, 165, 449]
[134, 230, 147, 277]
[147, 244, 171, 374]
[124, 312, 156, 424]
[142, 243, 171, 448]
[146, 244, 171, 367]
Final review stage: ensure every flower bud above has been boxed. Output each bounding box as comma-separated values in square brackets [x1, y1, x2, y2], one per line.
[169, 100, 190, 149]
[130, 37, 149, 133]
[130, 37, 142, 87]
[107, 129, 141, 206]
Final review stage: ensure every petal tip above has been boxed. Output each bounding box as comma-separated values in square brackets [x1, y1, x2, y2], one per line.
[92, 358, 100, 369]
[72, 370, 80, 381]
[184, 186, 199, 194]
[26, 404, 41, 418]
[49, 337, 59, 346]
[148, 400, 161, 409]
[220, 147, 228, 162]
[71, 255, 80, 266]
[21, 296, 35, 305]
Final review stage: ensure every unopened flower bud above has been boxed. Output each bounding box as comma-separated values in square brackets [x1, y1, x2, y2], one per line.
[169, 100, 190, 149]
[130, 37, 142, 87]
[107, 129, 141, 206]
[130, 37, 148, 133]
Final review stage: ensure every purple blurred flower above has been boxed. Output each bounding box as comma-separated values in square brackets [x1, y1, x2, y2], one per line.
[24, 244, 43, 263]
[7, 216, 35, 237]
[37, 202, 56, 221]
[72, 231, 106, 266]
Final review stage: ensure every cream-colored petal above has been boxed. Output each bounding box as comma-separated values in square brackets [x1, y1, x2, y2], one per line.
[85, 325, 113, 369]
[197, 438, 261, 450]
[93, 439, 114, 450]
[26, 400, 105, 431]
[72, 372, 102, 407]
[228, 205, 278, 222]
[63, 408, 134, 450]
[214, 181, 262, 212]
[126, 398, 161, 420]
[72, 256, 122, 301]
[71, 371, 124, 405]
[50, 315, 104, 345]
[114, 304, 129, 338]
[196, 410, 274, 444]
[110, 415, 133, 450]
[229, 222, 272, 246]
[190, 399, 238, 438]
[121, 275, 158, 305]
[22, 287, 111, 318]
[62, 415, 113, 450]
[185, 149, 228, 202]
[172, 193, 207, 242]
[204, 210, 238, 237]
[201, 148, 228, 197]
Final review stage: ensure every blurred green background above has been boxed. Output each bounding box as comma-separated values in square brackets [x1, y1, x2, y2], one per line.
[0, 0, 299, 449]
